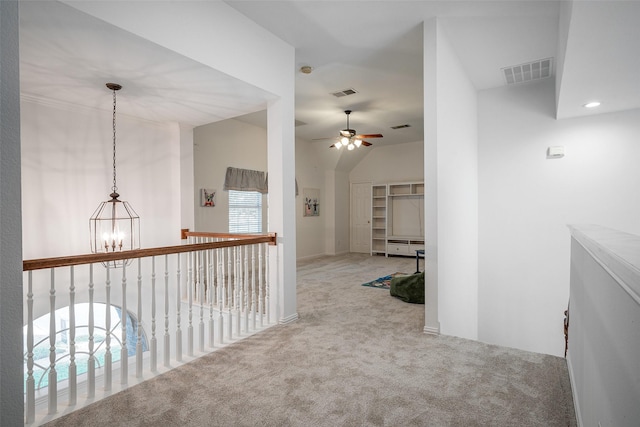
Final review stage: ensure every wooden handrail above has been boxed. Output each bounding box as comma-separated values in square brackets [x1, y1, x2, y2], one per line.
[23, 233, 277, 272]
[185, 231, 275, 240]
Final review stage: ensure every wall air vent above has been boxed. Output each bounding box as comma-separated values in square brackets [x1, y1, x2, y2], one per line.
[331, 88, 358, 97]
[502, 58, 553, 85]
[390, 124, 411, 130]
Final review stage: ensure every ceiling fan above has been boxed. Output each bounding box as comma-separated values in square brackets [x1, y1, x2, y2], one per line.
[315, 110, 383, 150]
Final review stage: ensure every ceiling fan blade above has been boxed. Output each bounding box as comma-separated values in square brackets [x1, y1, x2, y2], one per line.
[312, 137, 335, 141]
[329, 143, 336, 148]
[361, 140, 372, 146]
[355, 134, 383, 139]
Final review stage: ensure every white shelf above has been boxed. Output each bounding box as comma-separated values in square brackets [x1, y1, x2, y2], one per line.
[370, 181, 424, 257]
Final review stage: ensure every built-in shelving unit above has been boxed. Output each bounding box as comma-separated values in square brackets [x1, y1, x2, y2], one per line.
[371, 184, 387, 255]
[371, 181, 424, 257]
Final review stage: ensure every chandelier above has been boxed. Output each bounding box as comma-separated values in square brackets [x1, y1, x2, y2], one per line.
[89, 83, 140, 267]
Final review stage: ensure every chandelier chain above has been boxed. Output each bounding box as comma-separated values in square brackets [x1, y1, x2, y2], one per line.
[112, 87, 118, 194]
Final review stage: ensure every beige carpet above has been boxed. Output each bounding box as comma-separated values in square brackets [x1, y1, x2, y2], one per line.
[45, 253, 576, 426]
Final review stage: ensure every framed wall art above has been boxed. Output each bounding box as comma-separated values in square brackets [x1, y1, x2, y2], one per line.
[303, 188, 320, 217]
[201, 188, 216, 207]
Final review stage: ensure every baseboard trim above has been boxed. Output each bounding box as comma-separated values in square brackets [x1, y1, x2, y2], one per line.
[279, 313, 299, 325]
[296, 253, 326, 261]
[423, 325, 440, 335]
[566, 353, 583, 427]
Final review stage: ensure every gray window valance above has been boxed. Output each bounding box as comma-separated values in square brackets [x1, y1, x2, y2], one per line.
[224, 166, 299, 196]
[223, 167, 268, 194]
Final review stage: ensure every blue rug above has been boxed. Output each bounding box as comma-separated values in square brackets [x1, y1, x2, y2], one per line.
[361, 272, 407, 289]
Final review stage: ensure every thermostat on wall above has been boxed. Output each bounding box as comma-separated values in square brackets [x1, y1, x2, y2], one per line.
[547, 146, 565, 158]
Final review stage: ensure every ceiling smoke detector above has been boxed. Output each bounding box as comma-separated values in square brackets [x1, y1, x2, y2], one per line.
[502, 58, 553, 85]
[300, 65, 313, 74]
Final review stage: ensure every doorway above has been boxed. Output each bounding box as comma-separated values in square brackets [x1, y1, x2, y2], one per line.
[350, 182, 371, 253]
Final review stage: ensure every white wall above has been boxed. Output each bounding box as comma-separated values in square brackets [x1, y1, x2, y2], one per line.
[423, 20, 440, 335]
[180, 125, 195, 233]
[296, 139, 327, 259]
[192, 119, 267, 233]
[436, 25, 479, 341]
[21, 99, 181, 259]
[68, 0, 298, 325]
[193, 119, 328, 260]
[567, 226, 640, 427]
[334, 171, 351, 255]
[425, 20, 479, 341]
[0, 3, 24, 422]
[349, 141, 424, 184]
[478, 78, 640, 356]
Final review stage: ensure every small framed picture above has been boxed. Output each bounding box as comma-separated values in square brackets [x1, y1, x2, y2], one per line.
[201, 188, 216, 207]
[303, 188, 320, 217]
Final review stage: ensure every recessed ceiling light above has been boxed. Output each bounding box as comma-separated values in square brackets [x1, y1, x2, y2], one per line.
[584, 101, 601, 108]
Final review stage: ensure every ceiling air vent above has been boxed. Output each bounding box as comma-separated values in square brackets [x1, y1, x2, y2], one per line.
[331, 88, 358, 97]
[502, 58, 552, 85]
[391, 124, 411, 130]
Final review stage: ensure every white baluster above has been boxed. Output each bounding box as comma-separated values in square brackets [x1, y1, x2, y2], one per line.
[244, 245, 249, 333]
[218, 247, 224, 344]
[208, 248, 215, 348]
[235, 246, 241, 336]
[136, 258, 143, 379]
[104, 266, 112, 391]
[87, 264, 95, 398]
[251, 245, 257, 331]
[187, 250, 194, 357]
[199, 249, 205, 352]
[259, 243, 264, 327]
[227, 247, 233, 340]
[25, 271, 35, 424]
[151, 256, 158, 373]
[164, 255, 170, 368]
[265, 243, 271, 324]
[121, 264, 128, 385]
[68, 266, 77, 406]
[48, 268, 58, 414]
[176, 253, 182, 362]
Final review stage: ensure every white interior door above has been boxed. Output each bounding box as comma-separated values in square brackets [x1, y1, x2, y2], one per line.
[351, 182, 371, 253]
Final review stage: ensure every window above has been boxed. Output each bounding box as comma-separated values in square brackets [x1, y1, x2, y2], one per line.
[228, 190, 262, 233]
[24, 303, 147, 391]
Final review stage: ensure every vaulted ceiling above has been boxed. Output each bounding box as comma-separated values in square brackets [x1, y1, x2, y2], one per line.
[18, 1, 640, 153]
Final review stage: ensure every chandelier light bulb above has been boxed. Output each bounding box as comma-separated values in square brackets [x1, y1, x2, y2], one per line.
[335, 141, 343, 149]
[354, 139, 362, 147]
[348, 143, 355, 151]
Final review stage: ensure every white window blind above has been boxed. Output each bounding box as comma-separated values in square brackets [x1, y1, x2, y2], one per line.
[228, 190, 262, 233]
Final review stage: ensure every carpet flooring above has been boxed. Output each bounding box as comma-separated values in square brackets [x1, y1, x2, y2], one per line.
[44, 253, 576, 427]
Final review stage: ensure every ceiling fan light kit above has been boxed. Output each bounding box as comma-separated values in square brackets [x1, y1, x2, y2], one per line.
[328, 110, 383, 150]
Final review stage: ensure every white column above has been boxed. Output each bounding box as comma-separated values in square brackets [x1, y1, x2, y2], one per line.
[179, 125, 195, 233]
[267, 94, 298, 324]
[0, 2, 24, 424]
[423, 19, 440, 335]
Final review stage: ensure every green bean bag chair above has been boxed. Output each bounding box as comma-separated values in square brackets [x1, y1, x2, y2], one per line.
[390, 271, 425, 304]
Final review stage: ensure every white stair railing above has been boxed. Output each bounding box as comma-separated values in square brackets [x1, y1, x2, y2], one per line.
[22, 233, 276, 426]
